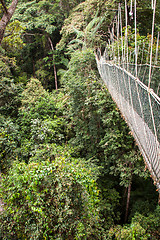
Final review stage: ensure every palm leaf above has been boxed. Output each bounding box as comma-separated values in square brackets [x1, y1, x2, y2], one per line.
[91, 16, 105, 36]
[72, 26, 84, 38]
[69, 39, 84, 45]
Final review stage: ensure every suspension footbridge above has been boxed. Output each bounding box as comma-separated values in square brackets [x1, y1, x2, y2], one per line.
[96, 0, 160, 191]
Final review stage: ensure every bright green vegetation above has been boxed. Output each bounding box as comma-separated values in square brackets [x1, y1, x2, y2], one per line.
[0, 0, 160, 239]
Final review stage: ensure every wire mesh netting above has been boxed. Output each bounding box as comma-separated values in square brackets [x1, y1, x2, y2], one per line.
[121, 64, 160, 97]
[96, 54, 160, 191]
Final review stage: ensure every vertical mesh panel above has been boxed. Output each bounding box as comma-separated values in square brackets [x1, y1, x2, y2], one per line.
[96, 56, 160, 191]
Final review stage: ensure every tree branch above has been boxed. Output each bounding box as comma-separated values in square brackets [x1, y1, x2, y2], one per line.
[0, 0, 18, 44]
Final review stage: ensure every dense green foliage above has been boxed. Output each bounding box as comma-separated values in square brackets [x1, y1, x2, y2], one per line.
[0, 157, 102, 239]
[0, 0, 160, 239]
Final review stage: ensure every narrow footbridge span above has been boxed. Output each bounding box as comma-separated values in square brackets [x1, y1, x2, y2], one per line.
[96, 0, 160, 191]
[96, 54, 160, 191]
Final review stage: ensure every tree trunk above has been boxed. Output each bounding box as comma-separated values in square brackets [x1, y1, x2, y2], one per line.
[0, 0, 18, 44]
[33, 58, 36, 78]
[48, 36, 58, 90]
[0, 172, 4, 212]
[124, 181, 131, 223]
[53, 63, 58, 90]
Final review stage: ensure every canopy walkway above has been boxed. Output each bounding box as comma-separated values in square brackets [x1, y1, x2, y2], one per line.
[96, 0, 160, 191]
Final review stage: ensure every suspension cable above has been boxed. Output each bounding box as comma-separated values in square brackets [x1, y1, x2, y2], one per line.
[117, 9, 120, 65]
[134, 0, 138, 77]
[119, 4, 124, 65]
[129, 0, 133, 19]
[148, 0, 157, 89]
[125, 0, 128, 68]
[155, 32, 159, 65]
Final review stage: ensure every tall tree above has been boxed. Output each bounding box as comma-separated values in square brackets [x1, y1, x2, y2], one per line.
[0, 0, 18, 44]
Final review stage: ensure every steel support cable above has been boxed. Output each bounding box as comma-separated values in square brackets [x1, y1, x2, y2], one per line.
[115, 16, 120, 65]
[134, 0, 138, 77]
[130, 0, 133, 17]
[112, 22, 116, 62]
[125, 0, 129, 69]
[115, 13, 123, 112]
[155, 32, 159, 65]
[138, 40, 145, 76]
[110, 8, 123, 115]
[116, 64, 123, 112]
[151, 32, 160, 81]
[142, 42, 151, 85]
[148, 0, 156, 89]
[114, 10, 125, 114]
[117, 8, 120, 65]
[119, 4, 124, 65]
[150, 32, 159, 87]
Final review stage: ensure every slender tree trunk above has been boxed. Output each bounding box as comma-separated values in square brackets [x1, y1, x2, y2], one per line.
[48, 36, 58, 90]
[0, 0, 18, 44]
[125, 181, 131, 223]
[122, 187, 127, 206]
[0, 172, 4, 212]
[33, 58, 36, 78]
[53, 63, 58, 90]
